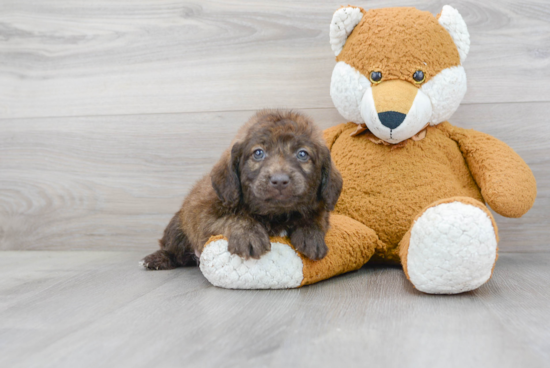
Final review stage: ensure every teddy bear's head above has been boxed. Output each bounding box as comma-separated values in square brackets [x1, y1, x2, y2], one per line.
[330, 6, 470, 144]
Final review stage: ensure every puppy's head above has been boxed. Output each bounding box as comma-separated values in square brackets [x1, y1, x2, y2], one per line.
[211, 110, 342, 215]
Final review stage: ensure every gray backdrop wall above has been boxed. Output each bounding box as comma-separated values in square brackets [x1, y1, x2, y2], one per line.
[1, 0, 548, 252]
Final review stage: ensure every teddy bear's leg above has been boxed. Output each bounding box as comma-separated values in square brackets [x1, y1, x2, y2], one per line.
[199, 214, 381, 289]
[399, 197, 499, 294]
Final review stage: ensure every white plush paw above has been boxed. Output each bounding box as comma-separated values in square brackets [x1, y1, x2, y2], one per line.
[406, 202, 498, 294]
[199, 239, 303, 289]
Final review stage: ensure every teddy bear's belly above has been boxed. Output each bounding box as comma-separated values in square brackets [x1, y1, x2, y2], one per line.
[331, 127, 483, 257]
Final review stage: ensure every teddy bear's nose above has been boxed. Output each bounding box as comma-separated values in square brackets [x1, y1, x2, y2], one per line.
[378, 111, 406, 129]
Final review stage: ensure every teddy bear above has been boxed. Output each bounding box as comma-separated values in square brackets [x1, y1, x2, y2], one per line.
[198, 5, 537, 294]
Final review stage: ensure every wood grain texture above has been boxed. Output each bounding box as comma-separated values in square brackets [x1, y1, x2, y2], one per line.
[0, 251, 548, 368]
[1, 2, 548, 365]
[0, 0, 548, 252]
[0, 0, 549, 119]
[1, 103, 548, 252]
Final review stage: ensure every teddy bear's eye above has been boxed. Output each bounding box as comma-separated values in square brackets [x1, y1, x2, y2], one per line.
[369, 71, 382, 84]
[413, 70, 425, 84]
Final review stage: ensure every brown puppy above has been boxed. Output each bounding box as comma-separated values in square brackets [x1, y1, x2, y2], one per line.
[141, 109, 343, 270]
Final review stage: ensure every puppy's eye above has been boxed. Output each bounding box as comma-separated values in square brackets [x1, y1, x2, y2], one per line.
[297, 150, 309, 162]
[253, 149, 265, 160]
[369, 71, 382, 84]
[413, 70, 425, 84]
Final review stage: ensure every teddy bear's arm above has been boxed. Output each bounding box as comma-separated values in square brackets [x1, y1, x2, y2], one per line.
[439, 122, 536, 218]
[199, 214, 381, 289]
[323, 122, 357, 149]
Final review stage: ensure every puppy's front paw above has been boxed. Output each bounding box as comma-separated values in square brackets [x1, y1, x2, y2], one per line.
[290, 227, 328, 260]
[228, 225, 271, 259]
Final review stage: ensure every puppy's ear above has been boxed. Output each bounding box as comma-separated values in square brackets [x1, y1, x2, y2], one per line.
[211, 142, 243, 208]
[318, 146, 343, 211]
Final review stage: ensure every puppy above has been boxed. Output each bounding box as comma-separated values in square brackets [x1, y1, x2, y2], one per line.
[141, 109, 343, 270]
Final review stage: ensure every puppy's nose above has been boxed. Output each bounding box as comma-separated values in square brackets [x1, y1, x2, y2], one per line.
[270, 174, 290, 190]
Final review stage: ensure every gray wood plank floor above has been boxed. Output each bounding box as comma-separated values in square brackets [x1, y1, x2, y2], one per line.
[0, 251, 549, 368]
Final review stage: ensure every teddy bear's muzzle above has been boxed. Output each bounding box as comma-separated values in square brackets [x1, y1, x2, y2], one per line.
[361, 79, 432, 144]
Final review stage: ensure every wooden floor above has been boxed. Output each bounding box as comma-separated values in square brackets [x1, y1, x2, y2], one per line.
[0, 251, 549, 368]
[1, 1, 550, 367]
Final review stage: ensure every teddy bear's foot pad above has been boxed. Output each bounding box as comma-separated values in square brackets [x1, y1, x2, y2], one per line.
[199, 238, 303, 289]
[407, 201, 498, 294]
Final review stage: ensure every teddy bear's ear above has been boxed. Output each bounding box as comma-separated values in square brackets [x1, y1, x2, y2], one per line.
[438, 5, 470, 63]
[329, 7, 363, 56]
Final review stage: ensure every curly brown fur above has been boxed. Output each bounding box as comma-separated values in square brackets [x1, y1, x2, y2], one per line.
[141, 109, 343, 270]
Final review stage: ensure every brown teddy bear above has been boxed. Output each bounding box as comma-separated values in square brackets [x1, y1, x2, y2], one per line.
[199, 5, 537, 294]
